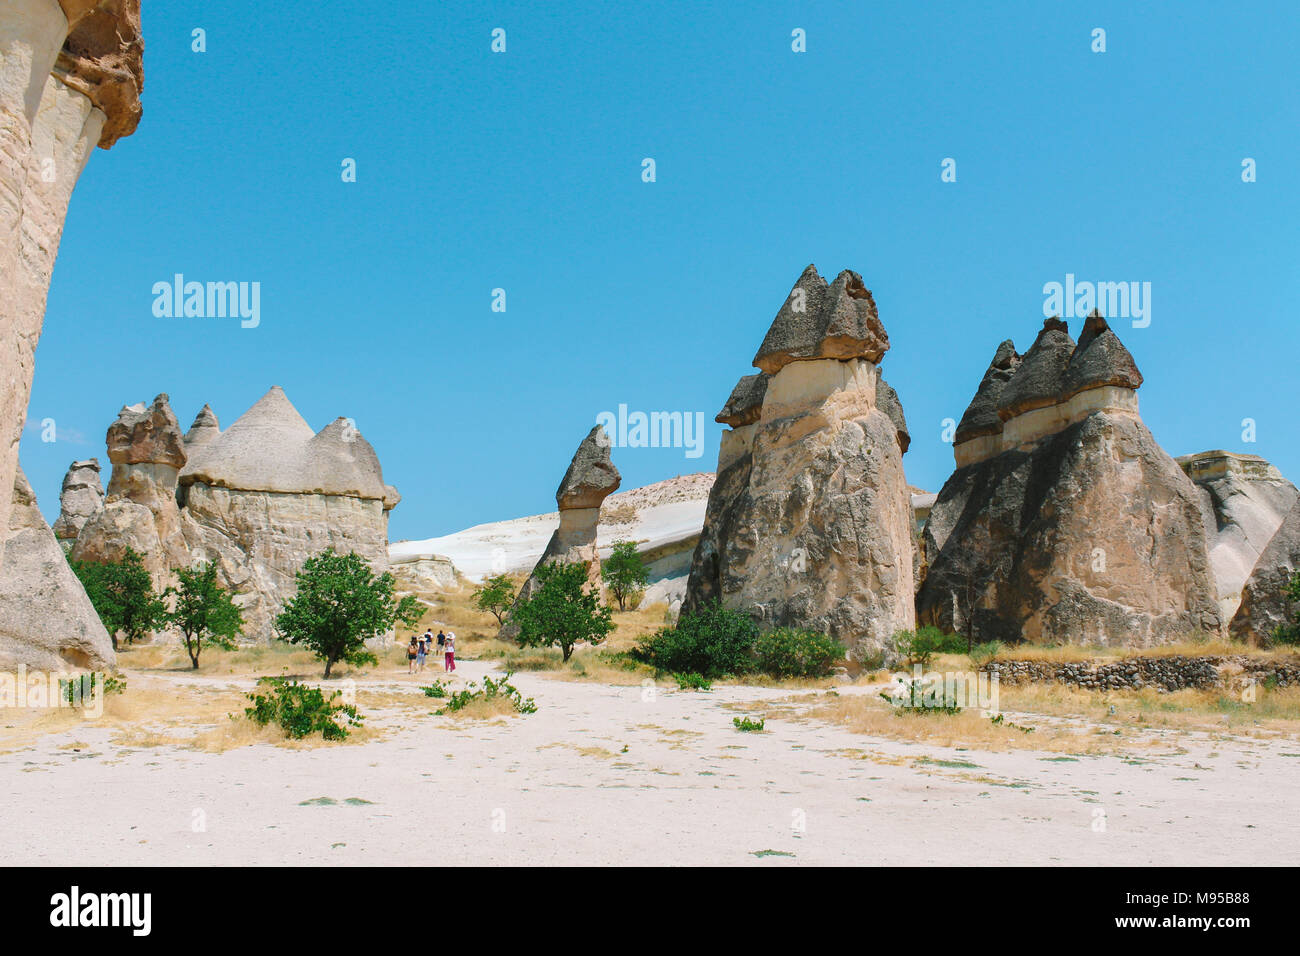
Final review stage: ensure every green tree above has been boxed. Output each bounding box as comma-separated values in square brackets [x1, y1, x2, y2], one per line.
[1273, 571, 1300, 646]
[275, 548, 421, 678]
[601, 540, 649, 612]
[511, 561, 614, 662]
[70, 547, 167, 651]
[166, 562, 244, 669]
[471, 573, 517, 625]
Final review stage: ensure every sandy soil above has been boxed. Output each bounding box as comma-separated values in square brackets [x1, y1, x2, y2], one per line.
[2, 660, 1296, 866]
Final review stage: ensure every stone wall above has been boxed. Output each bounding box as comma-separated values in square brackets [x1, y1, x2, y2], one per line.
[982, 655, 1300, 691]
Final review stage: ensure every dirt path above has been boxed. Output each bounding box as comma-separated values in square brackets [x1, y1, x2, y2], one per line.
[1, 661, 1295, 865]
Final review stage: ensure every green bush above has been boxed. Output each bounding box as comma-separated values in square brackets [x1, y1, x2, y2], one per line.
[632, 601, 759, 677]
[1273, 571, 1300, 646]
[968, 640, 1003, 667]
[674, 672, 712, 691]
[244, 677, 362, 741]
[890, 626, 963, 666]
[420, 681, 448, 699]
[754, 627, 844, 678]
[732, 716, 765, 732]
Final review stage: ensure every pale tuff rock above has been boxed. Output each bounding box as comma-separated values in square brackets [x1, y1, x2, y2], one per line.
[501, 426, 621, 638]
[918, 316, 1222, 645]
[876, 371, 910, 454]
[69, 386, 399, 642]
[51, 457, 104, 546]
[1231, 497, 1300, 643]
[752, 265, 890, 374]
[0, 0, 141, 573]
[390, 554, 458, 595]
[0, 465, 114, 672]
[1178, 451, 1298, 621]
[182, 403, 219, 449]
[686, 264, 916, 657]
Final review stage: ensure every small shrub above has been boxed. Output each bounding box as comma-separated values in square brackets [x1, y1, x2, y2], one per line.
[244, 677, 362, 741]
[890, 626, 961, 666]
[59, 672, 126, 707]
[1272, 571, 1300, 646]
[733, 716, 765, 732]
[880, 678, 962, 715]
[420, 681, 448, 699]
[438, 671, 537, 715]
[631, 601, 759, 677]
[968, 641, 1003, 667]
[755, 627, 844, 678]
[674, 672, 712, 691]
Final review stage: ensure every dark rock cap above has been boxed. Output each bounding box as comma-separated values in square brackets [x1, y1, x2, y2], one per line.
[997, 318, 1075, 420]
[752, 265, 890, 374]
[557, 425, 622, 510]
[955, 340, 1022, 444]
[1060, 311, 1143, 401]
[716, 373, 769, 427]
[876, 372, 911, 454]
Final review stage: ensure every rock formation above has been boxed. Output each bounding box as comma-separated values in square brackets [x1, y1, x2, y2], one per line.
[917, 312, 1223, 646]
[50, 457, 103, 548]
[684, 265, 916, 657]
[1178, 451, 1298, 621]
[71, 393, 190, 581]
[1231, 499, 1300, 643]
[0, 465, 114, 672]
[68, 386, 400, 642]
[0, 1, 142, 567]
[500, 425, 621, 638]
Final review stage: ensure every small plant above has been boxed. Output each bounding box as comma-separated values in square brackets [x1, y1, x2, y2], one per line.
[732, 716, 765, 732]
[244, 677, 362, 741]
[968, 640, 1003, 667]
[674, 672, 712, 691]
[438, 671, 537, 715]
[59, 672, 126, 707]
[880, 678, 962, 715]
[989, 712, 1035, 734]
[755, 627, 845, 678]
[420, 681, 448, 698]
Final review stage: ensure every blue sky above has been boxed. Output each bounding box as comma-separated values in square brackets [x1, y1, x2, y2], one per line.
[22, 0, 1299, 540]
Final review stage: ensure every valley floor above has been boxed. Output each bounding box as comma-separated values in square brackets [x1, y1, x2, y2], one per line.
[2, 660, 1296, 866]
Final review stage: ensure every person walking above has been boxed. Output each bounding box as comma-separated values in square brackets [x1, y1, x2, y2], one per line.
[443, 631, 456, 672]
[406, 636, 419, 675]
[416, 631, 429, 671]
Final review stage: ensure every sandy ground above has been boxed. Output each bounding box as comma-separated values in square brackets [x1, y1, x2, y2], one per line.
[2, 660, 1297, 866]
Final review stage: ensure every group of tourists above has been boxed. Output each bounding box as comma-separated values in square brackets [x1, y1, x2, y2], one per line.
[407, 628, 455, 674]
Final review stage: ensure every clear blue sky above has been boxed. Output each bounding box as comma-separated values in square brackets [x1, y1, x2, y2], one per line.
[22, 0, 1299, 540]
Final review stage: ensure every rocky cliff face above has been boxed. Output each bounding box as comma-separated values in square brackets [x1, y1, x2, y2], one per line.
[67, 386, 399, 642]
[501, 425, 621, 638]
[1178, 451, 1298, 622]
[0, 465, 114, 672]
[1231, 499, 1300, 643]
[684, 265, 916, 657]
[917, 313, 1222, 645]
[0, 0, 142, 569]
